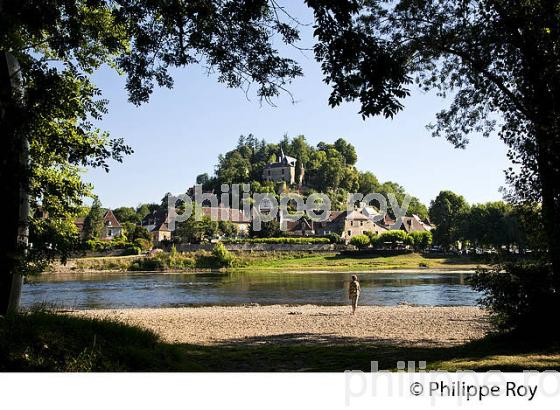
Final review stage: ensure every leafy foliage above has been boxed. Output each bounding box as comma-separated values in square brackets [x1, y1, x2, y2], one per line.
[211, 242, 235, 268]
[350, 234, 370, 248]
[1, 0, 304, 276]
[307, 0, 560, 274]
[203, 134, 428, 216]
[373, 230, 411, 248]
[429, 190, 539, 252]
[471, 263, 560, 338]
[409, 231, 433, 251]
[429, 191, 470, 249]
[82, 198, 104, 240]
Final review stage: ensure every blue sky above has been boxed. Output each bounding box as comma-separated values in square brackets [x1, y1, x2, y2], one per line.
[85, 3, 511, 209]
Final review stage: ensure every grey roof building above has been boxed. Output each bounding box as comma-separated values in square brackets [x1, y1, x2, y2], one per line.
[262, 149, 303, 185]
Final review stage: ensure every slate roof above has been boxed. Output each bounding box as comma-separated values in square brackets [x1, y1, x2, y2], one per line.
[398, 215, 430, 233]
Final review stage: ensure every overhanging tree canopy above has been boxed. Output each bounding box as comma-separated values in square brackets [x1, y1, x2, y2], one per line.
[306, 0, 560, 275]
[0, 0, 303, 313]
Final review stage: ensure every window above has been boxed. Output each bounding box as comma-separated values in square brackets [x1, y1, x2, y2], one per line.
[108, 229, 113, 237]
[347, 230, 351, 236]
[281, 169, 285, 174]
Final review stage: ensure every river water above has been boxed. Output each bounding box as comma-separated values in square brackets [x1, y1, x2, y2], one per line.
[20, 271, 481, 309]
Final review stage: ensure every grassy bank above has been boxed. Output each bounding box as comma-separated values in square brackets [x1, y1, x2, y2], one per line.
[233, 252, 483, 271]
[1, 311, 558, 371]
[60, 252, 484, 273]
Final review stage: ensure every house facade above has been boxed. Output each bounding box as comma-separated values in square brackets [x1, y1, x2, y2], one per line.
[262, 149, 303, 185]
[101, 210, 123, 240]
[141, 210, 172, 244]
[74, 209, 123, 240]
[284, 218, 315, 236]
[199, 206, 251, 235]
[314, 210, 383, 242]
[397, 214, 433, 233]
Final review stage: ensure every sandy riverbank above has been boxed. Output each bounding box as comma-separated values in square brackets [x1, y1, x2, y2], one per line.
[73, 305, 490, 347]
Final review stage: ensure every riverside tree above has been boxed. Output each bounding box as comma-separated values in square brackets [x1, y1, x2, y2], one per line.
[82, 198, 104, 240]
[0, 0, 303, 314]
[429, 191, 470, 250]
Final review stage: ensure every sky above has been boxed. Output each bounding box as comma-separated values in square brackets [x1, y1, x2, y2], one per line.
[85, 3, 511, 210]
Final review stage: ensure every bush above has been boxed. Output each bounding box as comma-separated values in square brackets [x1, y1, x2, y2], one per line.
[122, 245, 142, 256]
[374, 230, 411, 248]
[110, 235, 130, 249]
[409, 231, 433, 251]
[84, 239, 112, 252]
[350, 234, 370, 249]
[211, 242, 235, 267]
[470, 262, 560, 338]
[364, 231, 378, 244]
[84, 237, 142, 253]
[134, 238, 152, 252]
[128, 257, 166, 271]
[325, 233, 342, 244]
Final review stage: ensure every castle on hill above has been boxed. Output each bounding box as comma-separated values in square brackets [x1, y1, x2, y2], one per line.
[262, 149, 304, 185]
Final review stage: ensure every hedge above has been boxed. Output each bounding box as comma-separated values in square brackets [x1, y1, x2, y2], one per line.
[223, 237, 331, 244]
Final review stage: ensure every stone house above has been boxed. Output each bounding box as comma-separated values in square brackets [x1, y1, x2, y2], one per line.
[74, 209, 123, 240]
[314, 210, 384, 242]
[101, 210, 123, 240]
[199, 206, 251, 235]
[262, 149, 304, 185]
[397, 214, 433, 233]
[284, 218, 315, 236]
[140, 210, 172, 244]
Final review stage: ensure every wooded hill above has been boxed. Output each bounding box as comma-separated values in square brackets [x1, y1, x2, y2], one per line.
[195, 134, 429, 219]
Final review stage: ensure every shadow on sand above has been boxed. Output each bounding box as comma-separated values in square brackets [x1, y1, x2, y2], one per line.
[173, 332, 560, 372]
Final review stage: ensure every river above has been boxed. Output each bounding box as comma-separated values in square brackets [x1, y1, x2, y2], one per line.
[20, 270, 481, 309]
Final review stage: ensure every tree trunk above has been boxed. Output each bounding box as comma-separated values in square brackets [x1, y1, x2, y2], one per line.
[536, 128, 560, 282]
[0, 52, 27, 315]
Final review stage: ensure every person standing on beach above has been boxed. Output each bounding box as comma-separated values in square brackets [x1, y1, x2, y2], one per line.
[349, 275, 361, 315]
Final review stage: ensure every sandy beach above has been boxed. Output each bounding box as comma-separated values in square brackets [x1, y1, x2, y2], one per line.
[74, 305, 490, 347]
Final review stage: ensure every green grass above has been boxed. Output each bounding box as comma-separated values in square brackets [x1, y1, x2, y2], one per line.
[233, 252, 484, 272]
[1, 311, 558, 371]
[0, 310, 199, 371]
[68, 252, 484, 273]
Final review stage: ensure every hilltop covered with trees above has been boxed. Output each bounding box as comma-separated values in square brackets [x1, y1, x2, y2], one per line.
[196, 134, 429, 218]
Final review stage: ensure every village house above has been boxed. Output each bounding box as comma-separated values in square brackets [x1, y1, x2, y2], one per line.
[199, 206, 251, 235]
[397, 214, 433, 233]
[360, 205, 396, 228]
[140, 206, 251, 244]
[314, 210, 384, 242]
[102, 210, 123, 240]
[262, 149, 304, 185]
[74, 209, 123, 240]
[140, 210, 172, 244]
[284, 218, 315, 236]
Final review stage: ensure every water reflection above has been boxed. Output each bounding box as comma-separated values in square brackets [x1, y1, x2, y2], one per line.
[21, 271, 481, 309]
